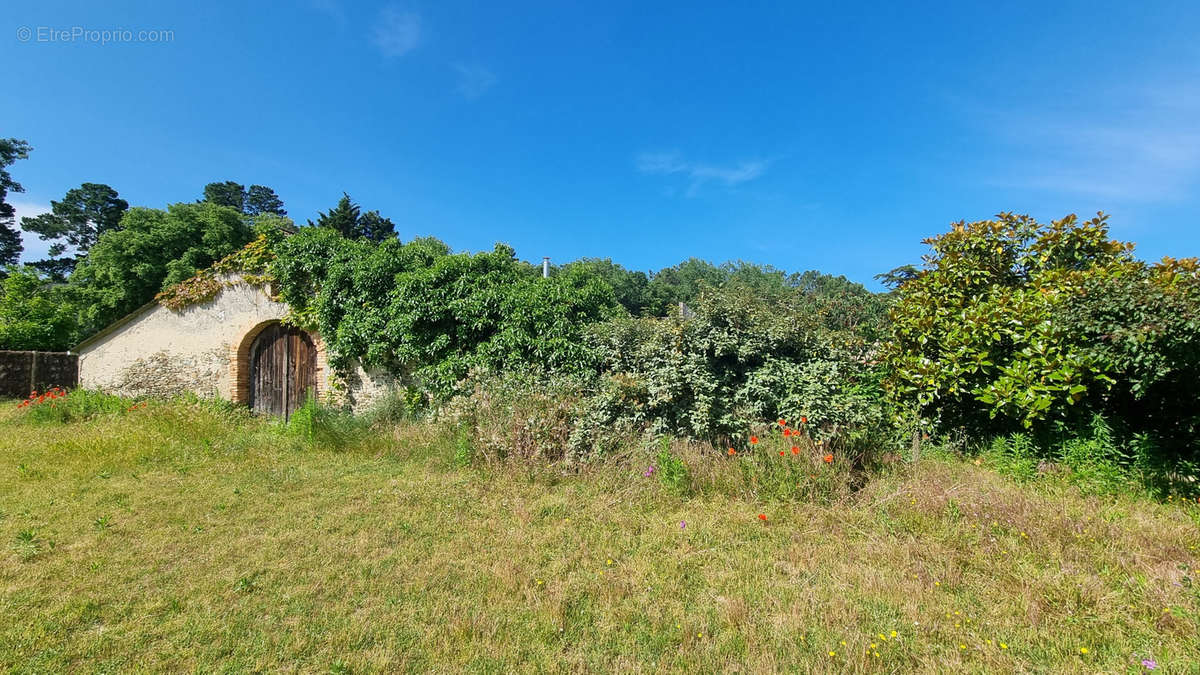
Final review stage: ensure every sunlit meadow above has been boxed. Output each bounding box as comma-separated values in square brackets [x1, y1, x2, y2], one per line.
[2, 395, 1198, 672]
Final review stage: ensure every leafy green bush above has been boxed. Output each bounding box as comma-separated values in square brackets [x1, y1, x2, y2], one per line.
[884, 213, 1200, 469]
[69, 202, 255, 338]
[453, 424, 475, 467]
[571, 284, 889, 458]
[984, 433, 1040, 482]
[271, 229, 620, 398]
[0, 267, 78, 350]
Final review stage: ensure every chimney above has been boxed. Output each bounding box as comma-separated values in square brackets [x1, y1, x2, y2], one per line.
[542, 257, 550, 278]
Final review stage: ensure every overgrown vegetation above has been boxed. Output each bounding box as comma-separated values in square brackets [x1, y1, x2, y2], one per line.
[883, 213, 1200, 494]
[1, 135, 1197, 499]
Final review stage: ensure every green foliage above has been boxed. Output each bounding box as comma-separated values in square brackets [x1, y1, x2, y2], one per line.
[885, 211, 1200, 481]
[12, 527, 43, 561]
[635, 259, 889, 334]
[0, 267, 78, 350]
[654, 438, 691, 496]
[572, 284, 886, 456]
[1056, 257, 1200, 448]
[986, 433, 1042, 482]
[884, 213, 1135, 429]
[20, 182, 128, 278]
[308, 192, 396, 242]
[442, 371, 585, 462]
[363, 386, 428, 427]
[1056, 416, 1131, 496]
[556, 258, 652, 315]
[271, 229, 619, 397]
[245, 185, 287, 216]
[155, 229, 284, 310]
[69, 202, 254, 336]
[0, 138, 32, 268]
[202, 181, 247, 211]
[983, 416, 1141, 496]
[644, 257, 725, 315]
[202, 181, 287, 216]
[154, 274, 223, 310]
[453, 424, 475, 467]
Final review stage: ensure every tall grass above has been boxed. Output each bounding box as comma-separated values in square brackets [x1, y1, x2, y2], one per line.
[2, 395, 1198, 671]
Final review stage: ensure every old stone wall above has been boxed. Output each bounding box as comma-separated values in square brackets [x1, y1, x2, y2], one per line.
[327, 362, 398, 413]
[0, 351, 78, 398]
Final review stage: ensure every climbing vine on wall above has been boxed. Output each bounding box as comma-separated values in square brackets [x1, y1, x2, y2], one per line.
[155, 230, 281, 310]
[268, 228, 621, 397]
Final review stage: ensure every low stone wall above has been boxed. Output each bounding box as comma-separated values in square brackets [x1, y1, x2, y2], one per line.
[0, 351, 79, 398]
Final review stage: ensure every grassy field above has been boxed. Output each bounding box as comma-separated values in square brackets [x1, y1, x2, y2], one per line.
[2, 399, 1198, 673]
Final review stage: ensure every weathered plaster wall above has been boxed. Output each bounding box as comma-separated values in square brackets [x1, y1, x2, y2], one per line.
[77, 277, 394, 412]
[78, 278, 291, 399]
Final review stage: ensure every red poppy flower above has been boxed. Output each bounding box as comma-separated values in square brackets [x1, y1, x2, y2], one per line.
[758, 514, 767, 521]
[778, 450, 785, 456]
[749, 436, 759, 445]
[823, 453, 833, 463]
[728, 448, 737, 456]
[778, 419, 787, 426]
[800, 416, 808, 424]
[783, 428, 792, 437]
[791, 446, 799, 455]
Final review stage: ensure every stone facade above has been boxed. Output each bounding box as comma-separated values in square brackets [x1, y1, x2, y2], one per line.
[76, 276, 392, 413]
[0, 351, 78, 397]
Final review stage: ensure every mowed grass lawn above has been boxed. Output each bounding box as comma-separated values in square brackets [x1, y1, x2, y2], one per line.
[2, 401, 1198, 673]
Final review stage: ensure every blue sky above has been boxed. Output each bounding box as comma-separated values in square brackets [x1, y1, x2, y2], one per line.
[4, 1, 1200, 289]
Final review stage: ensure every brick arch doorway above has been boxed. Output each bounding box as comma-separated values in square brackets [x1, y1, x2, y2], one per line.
[233, 321, 321, 419]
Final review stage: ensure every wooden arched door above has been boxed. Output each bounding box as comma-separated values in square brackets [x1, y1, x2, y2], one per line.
[249, 323, 317, 419]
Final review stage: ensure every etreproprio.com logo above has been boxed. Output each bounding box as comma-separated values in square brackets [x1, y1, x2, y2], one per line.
[16, 25, 174, 44]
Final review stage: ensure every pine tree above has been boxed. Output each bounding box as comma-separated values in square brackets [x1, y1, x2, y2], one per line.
[245, 185, 286, 216]
[0, 138, 32, 268]
[310, 193, 361, 237]
[21, 183, 128, 277]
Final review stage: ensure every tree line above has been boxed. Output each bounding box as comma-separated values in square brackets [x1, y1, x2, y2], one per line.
[5, 134, 1198, 483]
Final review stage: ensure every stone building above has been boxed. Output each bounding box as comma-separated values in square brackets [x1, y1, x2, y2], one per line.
[76, 274, 393, 417]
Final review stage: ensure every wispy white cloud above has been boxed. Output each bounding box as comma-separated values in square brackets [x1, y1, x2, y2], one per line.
[371, 5, 421, 58]
[454, 63, 496, 99]
[636, 151, 767, 196]
[979, 81, 1200, 202]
